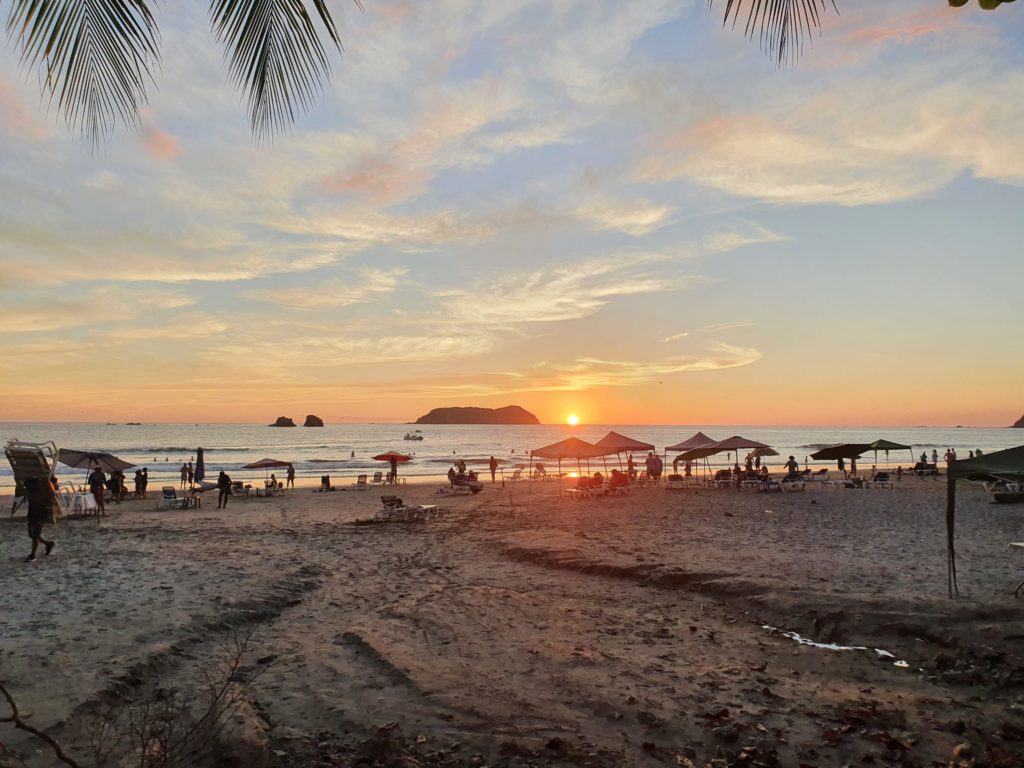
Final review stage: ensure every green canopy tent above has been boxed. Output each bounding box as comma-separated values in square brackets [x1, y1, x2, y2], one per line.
[945, 445, 1024, 597]
[810, 443, 870, 476]
[866, 439, 913, 468]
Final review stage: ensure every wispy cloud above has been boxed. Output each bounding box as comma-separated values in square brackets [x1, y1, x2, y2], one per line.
[246, 268, 408, 309]
[662, 321, 754, 343]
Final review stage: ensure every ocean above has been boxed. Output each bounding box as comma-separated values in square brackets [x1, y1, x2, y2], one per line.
[1, 421, 1019, 491]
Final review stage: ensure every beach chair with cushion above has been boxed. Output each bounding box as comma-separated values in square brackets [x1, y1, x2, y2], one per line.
[375, 495, 437, 522]
[351, 474, 370, 491]
[372, 471, 384, 486]
[867, 471, 895, 489]
[158, 486, 199, 509]
[509, 469, 522, 482]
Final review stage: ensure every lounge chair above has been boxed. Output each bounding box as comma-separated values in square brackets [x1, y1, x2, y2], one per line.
[351, 474, 369, 491]
[867, 471, 895, 489]
[158, 486, 199, 509]
[508, 469, 522, 482]
[779, 477, 806, 492]
[375, 495, 439, 522]
[371, 471, 385, 486]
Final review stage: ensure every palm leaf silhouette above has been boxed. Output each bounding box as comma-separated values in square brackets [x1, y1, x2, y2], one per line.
[715, 0, 838, 65]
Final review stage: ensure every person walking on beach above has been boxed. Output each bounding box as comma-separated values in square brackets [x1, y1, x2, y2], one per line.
[141, 468, 149, 499]
[944, 448, 956, 466]
[389, 456, 399, 484]
[187, 461, 194, 487]
[217, 471, 232, 509]
[931, 449, 939, 465]
[286, 463, 295, 489]
[88, 465, 107, 516]
[23, 476, 57, 562]
[489, 456, 498, 483]
[180, 463, 188, 489]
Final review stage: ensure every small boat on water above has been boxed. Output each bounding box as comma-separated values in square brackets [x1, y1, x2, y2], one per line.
[403, 432, 424, 441]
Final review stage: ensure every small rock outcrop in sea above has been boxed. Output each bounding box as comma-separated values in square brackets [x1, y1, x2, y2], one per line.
[1013, 414, 1024, 428]
[303, 414, 324, 427]
[415, 405, 540, 425]
[268, 416, 296, 427]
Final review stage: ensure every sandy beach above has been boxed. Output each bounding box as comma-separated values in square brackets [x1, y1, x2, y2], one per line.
[1, 476, 1022, 767]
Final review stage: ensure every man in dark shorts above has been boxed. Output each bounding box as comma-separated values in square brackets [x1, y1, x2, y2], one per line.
[217, 470, 232, 509]
[23, 476, 56, 561]
[88, 465, 107, 516]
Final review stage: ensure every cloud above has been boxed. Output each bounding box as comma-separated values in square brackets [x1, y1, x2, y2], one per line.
[633, 68, 1024, 205]
[0, 78, 47, 141]
[662, 321, 754, 343]
[437, 257, 690, 327]
[574, 198, 674, 236]
[246, 268, 407, 309]
[0, 288, 195, 332]
[142, 124, 182, 160]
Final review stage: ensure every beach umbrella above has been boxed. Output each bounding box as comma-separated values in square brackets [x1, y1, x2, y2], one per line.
[194, 447, 205, 484]
[809, 444, 870, 461]
[58, 448, 135, 473]
[372, 450, 412, 482]
[751, 447, 779, 458]
[242, 457, 292, 482]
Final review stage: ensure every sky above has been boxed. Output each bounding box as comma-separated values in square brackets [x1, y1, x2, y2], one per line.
[0, 0, 1022, 427]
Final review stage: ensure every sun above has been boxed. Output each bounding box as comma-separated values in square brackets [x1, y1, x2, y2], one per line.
[566, 414, 580, 426]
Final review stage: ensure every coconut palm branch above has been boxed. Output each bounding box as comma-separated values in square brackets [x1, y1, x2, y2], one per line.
[714, 0, 839, 66]
[6, 0, 160, 150]
[5, 0, 357, 148]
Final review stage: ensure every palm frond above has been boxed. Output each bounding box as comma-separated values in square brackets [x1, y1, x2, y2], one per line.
[6, 0, 160, 150]
[210, 0, 360, 142]
[714, 0, 838, 66]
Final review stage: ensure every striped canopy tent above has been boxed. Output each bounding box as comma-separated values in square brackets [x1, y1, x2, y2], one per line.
[945, 445, 1024, 597]
[531, 437, 612, 493]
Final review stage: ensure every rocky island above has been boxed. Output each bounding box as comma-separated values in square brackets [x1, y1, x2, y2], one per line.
[268, 416, 296, 427]
[1013, 414, 1024, 428]
[415, 405, 540, 425]
[303, 415, 324, 427]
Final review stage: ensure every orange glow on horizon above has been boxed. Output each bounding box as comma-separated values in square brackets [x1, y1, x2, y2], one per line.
[566, 414, 580, 426]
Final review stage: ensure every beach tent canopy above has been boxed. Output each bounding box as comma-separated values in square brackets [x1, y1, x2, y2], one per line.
[946, 445, 1024, 597]
[751, 447, 779, 458]
[371, 451, 413, 462]
[595, 431, 654, 453]
[665, 432, 717, 452]
[672, 436, 770, 465]
[810, 443, 871, 461]
[712, 436, 771, 452]
[58, 448, 135, 472]
[867, 439, 911, 452]
[242, 458, 292, 470]
[531, 437, 610, 460]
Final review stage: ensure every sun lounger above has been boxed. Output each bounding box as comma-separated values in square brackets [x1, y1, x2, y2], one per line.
[779, 477, 806, 492]
[508, 469, 522, 482]
[158, 486, 200, 509]
[375, 495, 440, 522]
[867, 472, 895, 489]
[371, 471, 385, 486]
[351, 474, 369, 491]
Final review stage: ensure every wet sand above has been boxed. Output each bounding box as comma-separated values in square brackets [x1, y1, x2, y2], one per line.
[1, 476, 1022, 767]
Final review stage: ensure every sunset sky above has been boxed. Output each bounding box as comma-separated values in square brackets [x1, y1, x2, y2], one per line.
[1, 1, 1022, 426]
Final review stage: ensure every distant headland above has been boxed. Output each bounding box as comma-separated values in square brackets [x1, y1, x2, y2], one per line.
[1013, 414, 1024, 428]
[414, 406, 540, 425]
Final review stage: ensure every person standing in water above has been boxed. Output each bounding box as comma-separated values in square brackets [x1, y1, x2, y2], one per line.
[286, 463, 295, 489]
